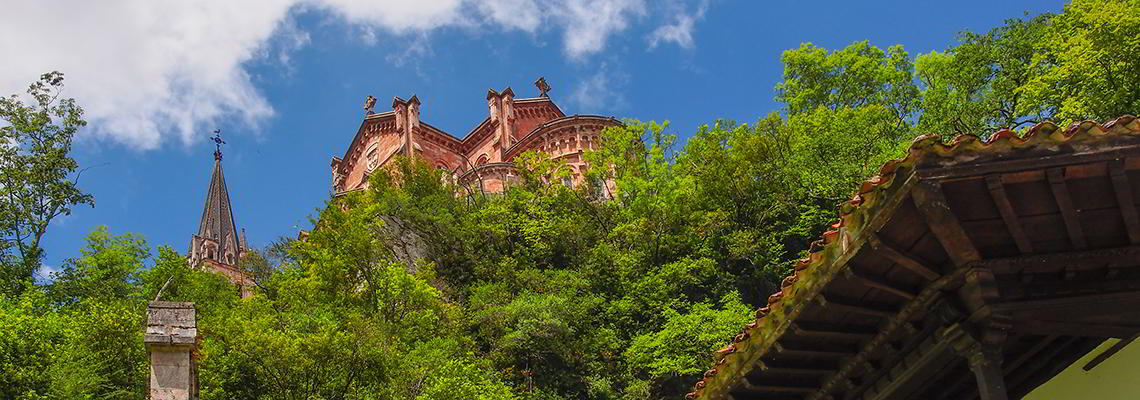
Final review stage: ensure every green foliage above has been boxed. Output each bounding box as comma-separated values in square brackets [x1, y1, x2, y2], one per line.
[625, 292, 752, 391]
[916, 15, 1050, 136]
[0, 72, 94, 297]
[1023, 0, 1140, 124]
[6, 3, 1139, 399]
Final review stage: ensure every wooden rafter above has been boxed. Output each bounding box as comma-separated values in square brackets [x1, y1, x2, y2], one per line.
[917, 146, 1140, 180]
[1108, 159, 1140, 243]
[992, 291, 1140, 316]
[1009, 338, 1103, 399]
[1004, 335, 1059, 374]
[789, 323, 875, 342]
[973, 244, 1140, 274]
[773, 342, 856, 359]
[816, 296, 896, 319]
[867, 234, 941, 281]
[1011, 320, 1139, 338]
[859, 324, 957, 400]
[912, 180, 982, 266]
[808, 268, 969, 400]
[1046, 168, 1088, 250]
[741, 380, 817, 394]
[847, 268, 917, 300]
[985, 175, 1034, 253]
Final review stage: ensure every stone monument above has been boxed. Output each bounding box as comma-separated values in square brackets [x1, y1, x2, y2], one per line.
[145, 301, 199, 400]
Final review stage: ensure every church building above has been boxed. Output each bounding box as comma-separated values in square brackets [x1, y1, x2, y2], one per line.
[187, 140, 252, 295]
[330, 77, 621, 194]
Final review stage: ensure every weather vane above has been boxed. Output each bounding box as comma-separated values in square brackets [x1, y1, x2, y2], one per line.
[211, 129, 226, 160]
[363, 95, 377, 114]
[534, 76, 551, 97]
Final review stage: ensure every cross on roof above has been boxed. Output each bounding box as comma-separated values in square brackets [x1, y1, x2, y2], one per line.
[211, 129, 226, 160]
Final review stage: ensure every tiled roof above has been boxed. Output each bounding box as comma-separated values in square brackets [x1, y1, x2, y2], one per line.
[687, 115, 1140, 400]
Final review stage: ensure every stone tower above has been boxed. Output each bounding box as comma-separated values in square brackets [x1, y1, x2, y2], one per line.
[187, 148, 250, 294]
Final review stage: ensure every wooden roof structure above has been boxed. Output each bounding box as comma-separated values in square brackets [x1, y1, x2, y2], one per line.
[689, 116, 1140, 400]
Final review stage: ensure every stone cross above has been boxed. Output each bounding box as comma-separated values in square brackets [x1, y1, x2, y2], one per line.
[145, 301, 199, 400]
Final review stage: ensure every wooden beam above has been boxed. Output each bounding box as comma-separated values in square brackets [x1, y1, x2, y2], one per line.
[1003, 336, 1079, 397]
[867, 234, 941, 280]
[773, 342, 857, 359]
[974, 244, 1140, 275]
[861, 327, 958, 400]
[809, 269, 970, 400]
[1109, 159, 1140, 244]
[985, 175, 1034, 253]
[1083, 334, 1138, 371]
[1000, 277, 1140, 301]
[759, 364, 837, 376]
[848, 271, 917, 301]
[912, 180, 982, 266]
[917, 146, 1140, 180]
[790, 323, 875, 342]
[741, 380, 817, 394]
[1003, 335, 1059, 374]
[992, 291, 1140, 316]
[1009, 338, 1103, 399]
[1011, 320, 1140, 338]
[1046, 168, 1088, 250]
[817, 296, 896, 319]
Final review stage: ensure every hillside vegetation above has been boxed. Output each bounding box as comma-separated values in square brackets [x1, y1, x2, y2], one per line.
[2, 1, 1139, 399]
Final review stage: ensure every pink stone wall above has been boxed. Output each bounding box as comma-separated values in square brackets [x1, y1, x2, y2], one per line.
[332, 89, 618, 195]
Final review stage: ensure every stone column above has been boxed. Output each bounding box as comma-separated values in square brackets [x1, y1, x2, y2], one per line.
[145, 301, 198, 400]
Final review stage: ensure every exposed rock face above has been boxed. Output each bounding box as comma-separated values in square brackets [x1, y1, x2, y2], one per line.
[379, 215, 429, 273]
[145, 301, 198, 400]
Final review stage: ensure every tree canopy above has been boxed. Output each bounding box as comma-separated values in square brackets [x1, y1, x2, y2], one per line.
[2, 1, 1137, 399]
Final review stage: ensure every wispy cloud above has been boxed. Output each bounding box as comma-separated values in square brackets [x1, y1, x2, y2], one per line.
[648, 0, 710, 50]
[570, 62, 630, 113]
[0, 0, 705, 151]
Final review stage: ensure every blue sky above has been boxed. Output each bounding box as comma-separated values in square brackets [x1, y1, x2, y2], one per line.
[0, 0, 1064, 274]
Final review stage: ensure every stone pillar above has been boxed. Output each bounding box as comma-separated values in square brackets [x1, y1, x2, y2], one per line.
[145, 301, 198, 400]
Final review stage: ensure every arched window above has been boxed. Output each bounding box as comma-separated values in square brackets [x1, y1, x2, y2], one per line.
[476, 154, 489, 166]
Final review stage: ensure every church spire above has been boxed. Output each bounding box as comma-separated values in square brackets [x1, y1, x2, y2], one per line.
[189, 130, 241, 268]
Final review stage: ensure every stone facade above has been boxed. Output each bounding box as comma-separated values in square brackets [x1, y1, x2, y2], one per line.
[145, 301, 198, 400]
[331, 78, 621, 195]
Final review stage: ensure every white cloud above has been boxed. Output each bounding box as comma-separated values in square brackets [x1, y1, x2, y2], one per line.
[0, 0, 293, 150]
[570, 62, 629, 113]
[0, 0, 697, 150]
[648, 0, 709, 49]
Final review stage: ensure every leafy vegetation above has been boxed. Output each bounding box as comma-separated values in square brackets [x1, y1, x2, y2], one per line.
[1, 1, 1137, 399]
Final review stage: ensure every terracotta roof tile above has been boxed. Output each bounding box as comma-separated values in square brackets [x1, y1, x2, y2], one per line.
[689, 116, 1140, 399]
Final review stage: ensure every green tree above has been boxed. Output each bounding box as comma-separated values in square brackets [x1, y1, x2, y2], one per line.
[916, 15, 1052, 136]
[1023, 0, 1140, 123]
[0, 72, 94, 296]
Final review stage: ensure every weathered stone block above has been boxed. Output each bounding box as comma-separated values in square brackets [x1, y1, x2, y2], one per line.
[146, 301, 198, 400]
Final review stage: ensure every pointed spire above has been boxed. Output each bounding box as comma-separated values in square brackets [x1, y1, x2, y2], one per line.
[191, 147, 240, 266]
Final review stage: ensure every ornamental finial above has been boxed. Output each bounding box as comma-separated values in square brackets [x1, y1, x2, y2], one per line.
[210, 129, 225, 160]
[534, 76, 551, 97]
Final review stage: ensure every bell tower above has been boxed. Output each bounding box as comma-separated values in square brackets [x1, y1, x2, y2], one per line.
[187, 130, 250, 295]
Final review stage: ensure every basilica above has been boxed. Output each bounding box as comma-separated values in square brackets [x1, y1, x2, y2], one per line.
[329, 77, 620, 194]
[187, 78, 620, 292]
